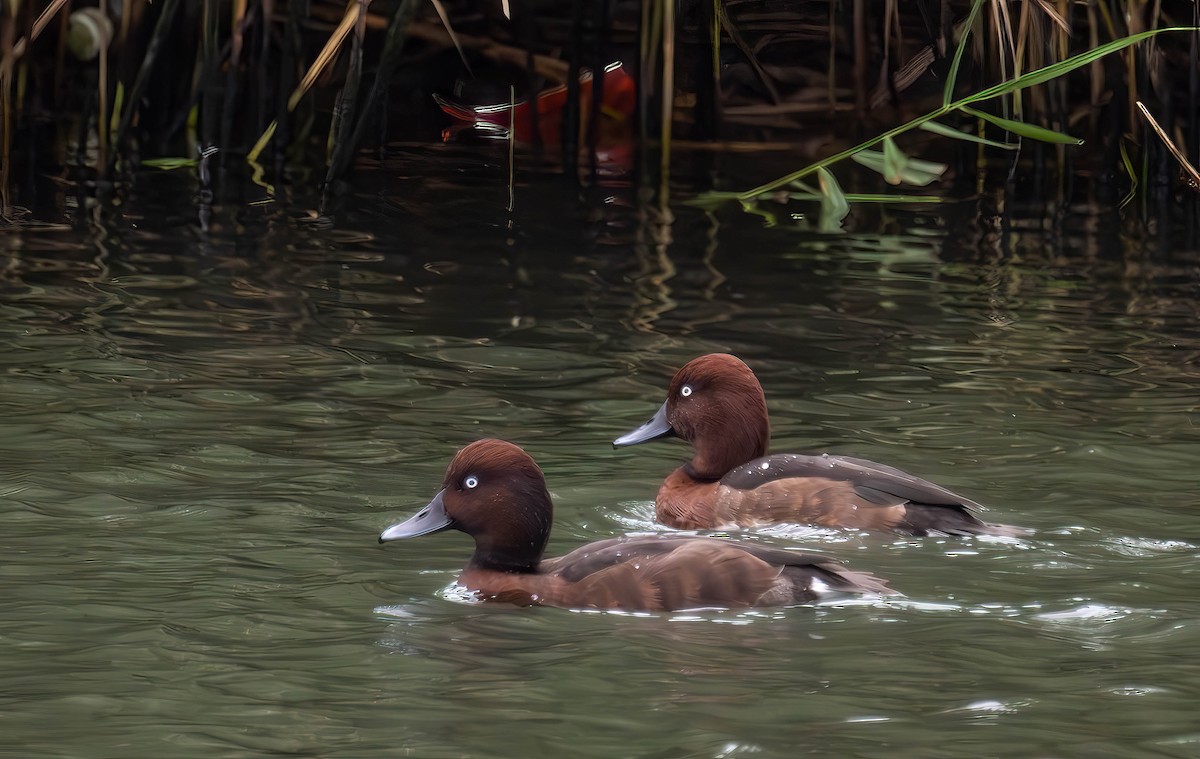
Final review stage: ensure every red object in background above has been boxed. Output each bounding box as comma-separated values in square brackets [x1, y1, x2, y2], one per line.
[435, 62, 636, 147]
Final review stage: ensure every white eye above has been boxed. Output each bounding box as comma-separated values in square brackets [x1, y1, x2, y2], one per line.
[680, 385, 693, 397]
[464, 476, 479, 490]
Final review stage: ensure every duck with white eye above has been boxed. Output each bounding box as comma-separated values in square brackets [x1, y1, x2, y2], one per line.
[378, 438, 893, 612]
[612, 352, 1028, 536]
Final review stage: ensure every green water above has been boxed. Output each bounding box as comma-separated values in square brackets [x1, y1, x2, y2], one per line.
[3, 156, 1199, 758]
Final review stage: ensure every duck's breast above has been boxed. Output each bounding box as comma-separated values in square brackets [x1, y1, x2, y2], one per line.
[456, 566, 567, 607]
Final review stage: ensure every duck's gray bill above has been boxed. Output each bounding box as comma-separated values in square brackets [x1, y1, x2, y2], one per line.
[613, 402, 674, 447]
[380, 490, 454, 542]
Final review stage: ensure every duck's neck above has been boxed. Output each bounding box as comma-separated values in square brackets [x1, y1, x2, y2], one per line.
[467, 550, 540, 574]
[688, 432, 767, 480]
[656, 468, 722, 530]
[465, 488, 552, 574]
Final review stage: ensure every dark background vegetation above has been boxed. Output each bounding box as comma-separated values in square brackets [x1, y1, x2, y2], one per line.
[2, 0, 1199, 223]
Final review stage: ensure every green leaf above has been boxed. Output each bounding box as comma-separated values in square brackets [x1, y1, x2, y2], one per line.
[920, 120, 1018, 150]
[882, 137, 909, 185]
[816, 167, 850, 233]
[851, 150, 884, 173]
[943, 0, 987, 106]
[852, 150, 948, 187]
[961, 106, 1082, 144]
[143, 157, 198, 170]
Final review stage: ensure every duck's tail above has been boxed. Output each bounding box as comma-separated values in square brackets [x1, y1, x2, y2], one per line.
[819, 564, 896, 596]
[901, 504, 1030, 538]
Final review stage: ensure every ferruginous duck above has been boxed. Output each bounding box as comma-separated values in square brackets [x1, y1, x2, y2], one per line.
[614, 354, 1025, 537]
[379, 439, 892, 612]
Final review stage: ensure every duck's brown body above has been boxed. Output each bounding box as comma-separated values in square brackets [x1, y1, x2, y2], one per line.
[658, 453, 1020, 536]
[615, 354, 1025, 537]
[380, 440, 892, 612]
[459, 533, 888, 610]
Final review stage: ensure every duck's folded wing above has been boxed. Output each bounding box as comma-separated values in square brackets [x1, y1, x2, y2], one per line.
[630, 539, 892, 608]
[541, 535, 782, 611]
[634, 540, 785, 610]
[541, 535, 685, 582]
[543, 535, 889, 611]
[721, 453, 984, 510]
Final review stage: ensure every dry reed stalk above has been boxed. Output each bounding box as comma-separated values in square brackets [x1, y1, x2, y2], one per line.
[249, 0, 360, 161]
[107, 0, 182, 172]
[716, 3, 779, 105]
[220, 0, 250, 151]
[306, 6, 571, 83]
[659, 0, 674, 201]
[1, 22, 11, 216]
[708, 0, 719, 117]
[990, 0, 1015, 113]
[879, 0, 898, 105]
[321, 0, 367, 199]
[428, 0, 470, 75]
[97, 0, 108, 170]
[1125, 6, 1144, 144]
[825, 1, 835, 107]
[231, 0, 247, 61]
[852, 0, 866, 111]
[1, 0, 71, 213]
[289, 2, 359, 112]
[9, 0, 69, 59]
[118, 0, 131, 45]
[638, 0, 656, 146]
[1087, 3, 1102, 109]
[1137, 100, 1200, 189]
[506, 84, 514, 212]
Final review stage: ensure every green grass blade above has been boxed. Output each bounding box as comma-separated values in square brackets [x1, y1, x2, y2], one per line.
[143, 157, 198, 170]
[789, 192, 942, 203]
[960, 27, 1194, 106]
[920, 120, 1018, 150]
[687, 190, 745, 209]
[248, 120, 277, 163]
[943, 0, 987, 107]
[109, 82, 125, 144]
[1118, 139, 1137, 208]
[961, 106, 1082, 144]
[735, 106, 951, 200]
[842, 193, 941, 203]
[730, 27, 1196, 206]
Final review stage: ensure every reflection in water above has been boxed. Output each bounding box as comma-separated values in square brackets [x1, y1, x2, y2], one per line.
[3, 156, 1200, 758]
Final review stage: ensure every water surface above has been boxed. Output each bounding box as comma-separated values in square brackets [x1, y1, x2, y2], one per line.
[3, 151, 1200, 758]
